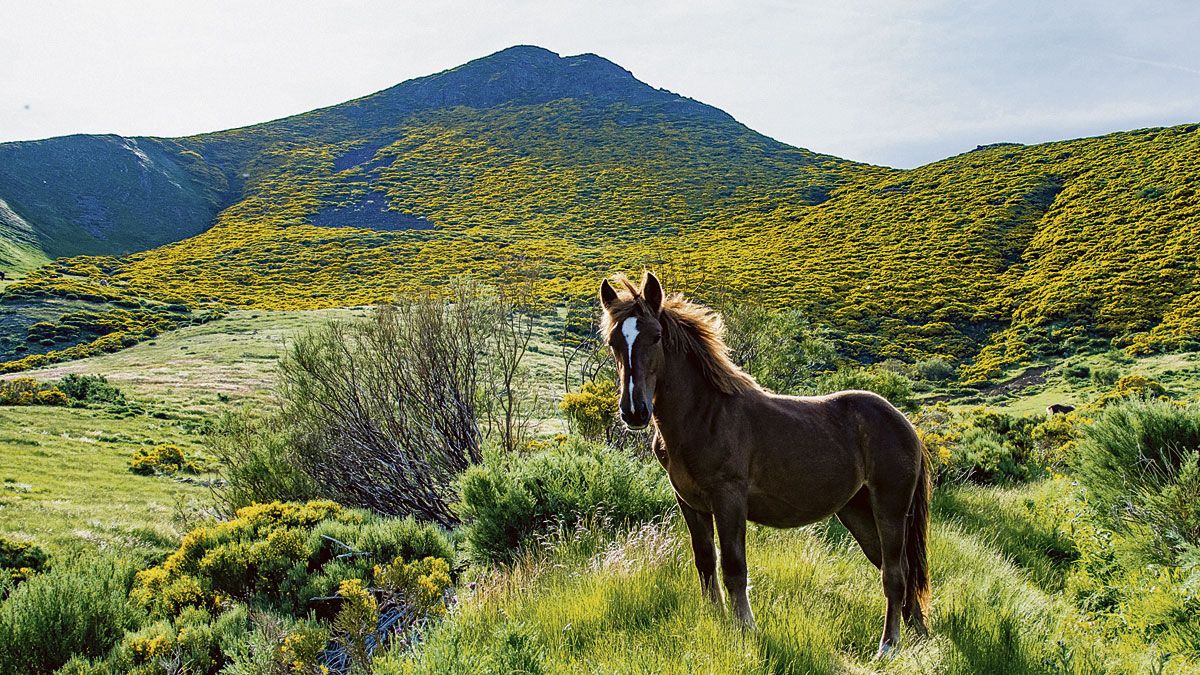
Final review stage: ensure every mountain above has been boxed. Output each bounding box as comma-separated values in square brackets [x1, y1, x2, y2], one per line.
[1, 46, 1197, 380]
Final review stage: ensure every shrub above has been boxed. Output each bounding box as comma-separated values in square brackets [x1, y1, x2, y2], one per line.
[0, 535, 49, 586]
[1074, 398, 1200, 564]
[1062, 363, 1091, 380]
[718, 304, 837, 394]
[212, 611, 329, 675]
[916, 357, 957, 382]
[0, 555, 143, 674]
[128, 444, 202, 476]
[276, 287, 502, 526]
[325, 556, 454, 673]
[912, 405, 1046, 484]
[1090, 366, 1120, 387]
[457, 438, 674, 564]
[1030, 412, 1087, 470]
[559, 380, 618, 441]
[1093, 374, 1169, 407]
[207, 411, 321, 510]
[129, 501, 454, 618]
[815, 367, 918, 412]
[948, 427, 1033, 484]
[57, 374, 126, 405]
[0, 378, 69, 406]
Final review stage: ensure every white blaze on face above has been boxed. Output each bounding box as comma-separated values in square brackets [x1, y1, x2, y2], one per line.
[621, 316, 640, 413]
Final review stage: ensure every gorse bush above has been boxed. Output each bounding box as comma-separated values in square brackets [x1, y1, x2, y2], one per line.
[0, 555, 143, 675]
[559, 379, 618, 442]
[129, 501, 453, 619]
[0, 378, 68, 406]
[912, 405, 1053, 485]
[0, 535, 48, 586]
[1092, 373, 1170, 408]
[457, 439, 674, 565]
[128, 444, 202, 476]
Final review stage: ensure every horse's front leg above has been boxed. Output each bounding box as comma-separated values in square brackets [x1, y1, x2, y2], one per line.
[676, 495, 722, 606]
[713, 494, 755, 628]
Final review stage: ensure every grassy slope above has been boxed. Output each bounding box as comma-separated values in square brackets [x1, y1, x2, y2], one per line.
[0, 405, 208, 555]
[981, 350, 1200, 415]
[392, 481, 1160, 674]
[0, 135, 231, 258]
[1, 309, 1196, 671]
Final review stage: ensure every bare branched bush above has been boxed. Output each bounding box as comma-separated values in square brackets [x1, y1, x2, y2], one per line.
[480, 269, 540, 454]
[278, 282, 499, 527]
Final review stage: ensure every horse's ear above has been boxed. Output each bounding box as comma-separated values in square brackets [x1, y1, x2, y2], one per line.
[641, 271, 663, 313]
[600, 279, 619, 311]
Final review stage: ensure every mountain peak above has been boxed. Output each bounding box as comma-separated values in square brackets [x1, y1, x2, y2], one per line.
[313, 45, 728, 130]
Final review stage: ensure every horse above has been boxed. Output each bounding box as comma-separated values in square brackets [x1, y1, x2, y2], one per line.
[599, 271, 931, 657]
[1046, 403, 1075, 416]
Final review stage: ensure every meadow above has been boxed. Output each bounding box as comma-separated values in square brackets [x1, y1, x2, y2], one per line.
[1, 297, 1198, 674]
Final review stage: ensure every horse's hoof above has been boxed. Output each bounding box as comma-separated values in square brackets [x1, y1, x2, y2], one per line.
[876, 642, 896, 660]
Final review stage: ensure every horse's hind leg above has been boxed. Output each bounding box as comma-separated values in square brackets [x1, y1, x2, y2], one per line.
[836, 487, 882, 569]
[870, 487, 914, 657]
[677, 495, 722, 606]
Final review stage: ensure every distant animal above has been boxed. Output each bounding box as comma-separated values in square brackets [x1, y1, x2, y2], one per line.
[1047, 403, 1075, 415]
[600, 272, 930, 657]
[0, 271, 6, 280]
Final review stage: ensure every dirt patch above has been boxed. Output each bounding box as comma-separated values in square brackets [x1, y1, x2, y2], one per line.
[980, 365, 1051, 397]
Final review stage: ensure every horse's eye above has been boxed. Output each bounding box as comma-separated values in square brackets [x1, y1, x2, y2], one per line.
[650, 334, 662, 344]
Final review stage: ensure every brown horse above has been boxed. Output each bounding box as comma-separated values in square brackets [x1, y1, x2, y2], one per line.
[599, 272, 931, 657]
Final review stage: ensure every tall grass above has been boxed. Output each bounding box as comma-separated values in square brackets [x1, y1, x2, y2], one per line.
[379, 484, 1162, 674]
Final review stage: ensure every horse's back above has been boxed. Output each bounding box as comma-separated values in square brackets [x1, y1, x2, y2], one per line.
[737, 389, 918, 526]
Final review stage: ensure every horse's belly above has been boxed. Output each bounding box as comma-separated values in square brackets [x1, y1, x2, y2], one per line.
[747, 486, 854, 528]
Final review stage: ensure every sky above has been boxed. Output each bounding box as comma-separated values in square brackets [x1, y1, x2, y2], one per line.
[2, 0, 1199, 168]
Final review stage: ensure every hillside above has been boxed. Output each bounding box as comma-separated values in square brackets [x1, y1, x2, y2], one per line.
[1, 45, 1197, 378]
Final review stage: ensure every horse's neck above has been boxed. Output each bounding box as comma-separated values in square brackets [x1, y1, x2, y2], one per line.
[652, 349, 725, 445]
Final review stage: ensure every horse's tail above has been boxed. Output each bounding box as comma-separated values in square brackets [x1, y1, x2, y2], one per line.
[903, 441, 932, 634]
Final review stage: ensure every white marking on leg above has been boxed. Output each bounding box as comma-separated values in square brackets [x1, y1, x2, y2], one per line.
[621, 317, 640, 413]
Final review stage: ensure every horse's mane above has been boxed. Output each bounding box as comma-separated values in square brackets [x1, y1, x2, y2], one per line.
[601, 275, 760, 396]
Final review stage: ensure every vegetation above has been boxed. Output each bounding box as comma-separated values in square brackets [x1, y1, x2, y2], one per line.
[128, 444, 205, 476]
[0, 377, 68, 406]
[0, 296, 1197, 672]
[2, 48, 1197, 385]
[0, 555, 143, 674]
[1, 41, 1199, 666]
[456, 439, 675, 564]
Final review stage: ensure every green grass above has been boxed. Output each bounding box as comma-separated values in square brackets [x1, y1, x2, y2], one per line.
[984, 351, 1200, 415]
[0, 301, 1196, 671]
[387, 481, 1173, 674]
[9, 308, 369, 409]
[0, 405, 211, 556]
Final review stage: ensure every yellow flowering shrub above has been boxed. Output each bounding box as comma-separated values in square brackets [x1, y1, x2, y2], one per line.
[128, 500, 453, 622]
[374, 556, 452, 617]
[0, 378, 69, 406]
[559, 379, 618, 441]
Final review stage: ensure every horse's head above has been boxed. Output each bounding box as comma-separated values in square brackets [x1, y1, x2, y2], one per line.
[599, 271, 666, 430]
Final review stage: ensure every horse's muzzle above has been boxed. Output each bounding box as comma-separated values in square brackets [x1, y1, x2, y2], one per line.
[621, 404, 652, 430]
